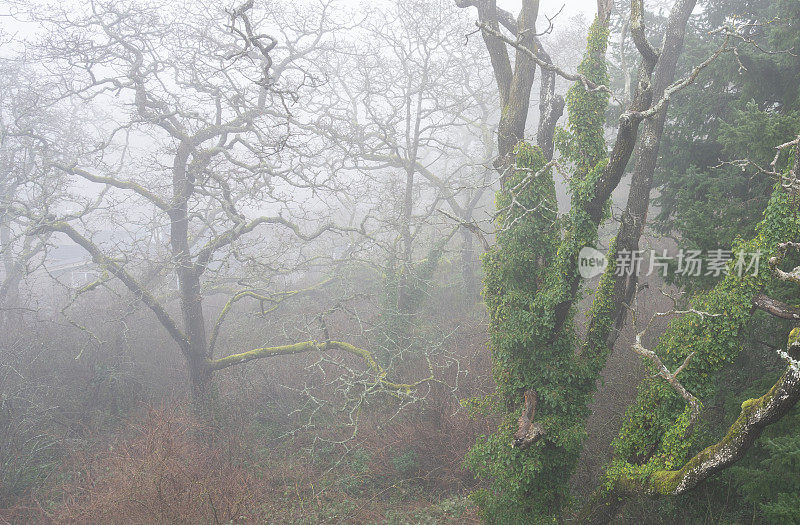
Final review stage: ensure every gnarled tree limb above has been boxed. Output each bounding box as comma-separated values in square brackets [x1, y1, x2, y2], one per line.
[208, 340, 434, 392]
[753, 292, 800, 320]
[629, 338, 800, 496]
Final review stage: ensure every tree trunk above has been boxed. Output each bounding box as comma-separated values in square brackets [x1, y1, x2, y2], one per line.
[586, 0, 698, 351]
[171, 142, 214, 414]
[188, 355, 215, 415]
[0, 221, 21, 326]
[460, 226, 478, 300]
[496, 0, 539, 170]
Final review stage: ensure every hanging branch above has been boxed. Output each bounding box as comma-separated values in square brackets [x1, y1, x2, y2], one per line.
[627, 290, 718, 427]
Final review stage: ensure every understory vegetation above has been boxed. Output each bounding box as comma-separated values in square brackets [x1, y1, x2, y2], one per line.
[0, 273, 493, 524]
[3, 0, 800, 523]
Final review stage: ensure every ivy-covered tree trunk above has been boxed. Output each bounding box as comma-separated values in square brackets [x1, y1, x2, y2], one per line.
[465, 17, 613, 521]
[578, 178, 800, 523]
[463, 0, 702, 519]
[585, 0, 699, 353]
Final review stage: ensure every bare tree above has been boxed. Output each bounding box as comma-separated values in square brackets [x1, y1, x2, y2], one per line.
[0, 59, 72, 327]
[300, 0, 498, 307]
[13, 0, 429, 412]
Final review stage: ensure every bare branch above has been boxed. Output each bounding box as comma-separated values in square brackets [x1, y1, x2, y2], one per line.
[207, 278, 334, 357]
[35, 221, 190, 354]
[625, 29, 733, 122]
[208, 340, 434, 393]
[627, 290, 720, 427]
[53, 164, 171, 211]
[476, 21, 613, 96]
[194, 216, 336, 275]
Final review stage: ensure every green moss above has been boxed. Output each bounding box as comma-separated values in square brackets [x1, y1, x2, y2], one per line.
[465, 17, 613, 522]
[605, 179, 800, 497]
[650, 470, 682, 495]
[741, 398, 758, 411]
[788, 327, 800, 347]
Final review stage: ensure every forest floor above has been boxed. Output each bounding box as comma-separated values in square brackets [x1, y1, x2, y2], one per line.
[1, 402, 486, 524]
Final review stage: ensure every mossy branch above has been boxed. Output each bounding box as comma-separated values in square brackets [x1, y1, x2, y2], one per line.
[207, 277, 334, 357]
[615, 338, 800, 497]
[207, 340, 433, 392]
[578, 336, 800, 525]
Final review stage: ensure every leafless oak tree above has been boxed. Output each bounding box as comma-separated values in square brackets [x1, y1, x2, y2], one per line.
[11, 0, 432, 412]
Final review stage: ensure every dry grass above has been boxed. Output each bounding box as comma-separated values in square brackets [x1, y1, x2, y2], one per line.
[1, 393, 487, 524]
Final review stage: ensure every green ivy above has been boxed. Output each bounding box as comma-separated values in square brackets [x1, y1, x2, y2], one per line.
[465, 17, 612, 522]
[608, 180, 800, 487]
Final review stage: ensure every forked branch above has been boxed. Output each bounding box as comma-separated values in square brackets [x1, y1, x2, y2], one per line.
[208, 340, 434, 393]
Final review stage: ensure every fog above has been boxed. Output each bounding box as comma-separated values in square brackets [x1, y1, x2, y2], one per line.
[2, 0, 799, 523]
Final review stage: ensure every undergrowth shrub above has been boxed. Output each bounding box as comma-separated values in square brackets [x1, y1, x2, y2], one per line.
[53, 407, 266, 524]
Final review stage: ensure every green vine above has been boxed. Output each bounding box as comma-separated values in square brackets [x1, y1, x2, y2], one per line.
[607, 180, 800, 490]
[465, 17, 612, 522]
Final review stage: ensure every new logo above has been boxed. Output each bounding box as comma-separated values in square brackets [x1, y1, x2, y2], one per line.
[578, 246, 607, 279]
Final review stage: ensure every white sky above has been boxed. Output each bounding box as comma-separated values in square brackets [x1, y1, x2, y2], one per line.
[0, 1, 601, 39]
[333, 0, 598, 23]
[496, 0, 598, 20]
